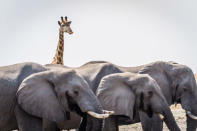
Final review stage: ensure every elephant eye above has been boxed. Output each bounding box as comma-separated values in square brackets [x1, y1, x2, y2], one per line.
[183, 87, 188, 92]
[73, 90, 79, 96]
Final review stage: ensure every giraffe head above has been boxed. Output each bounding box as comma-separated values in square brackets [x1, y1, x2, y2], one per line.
[58, 16, 73, 34]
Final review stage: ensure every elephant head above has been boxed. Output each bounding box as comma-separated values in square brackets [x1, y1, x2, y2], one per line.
[167, 62, 197, 131]
[137, 61, 197, 131]
[97, 72, 180, 131]
[17, 69, 113, 130]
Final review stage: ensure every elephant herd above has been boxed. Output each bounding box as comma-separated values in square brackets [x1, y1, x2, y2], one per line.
[0, 61, 196, 131]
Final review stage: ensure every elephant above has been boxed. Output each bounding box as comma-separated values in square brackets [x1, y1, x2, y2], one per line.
[119, 61, 197, 131]
[0, 62, 112, 131]
[17, 69, 113, 131]
[96, 72, 180, 131]
[43, 61, 122, 130]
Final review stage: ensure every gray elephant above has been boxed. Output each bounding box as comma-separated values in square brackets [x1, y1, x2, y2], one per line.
[96, 72, 180, 131]
[0, 62, 111, 131]
[42, 61, 122, 130]
[118, 61, 197, 131]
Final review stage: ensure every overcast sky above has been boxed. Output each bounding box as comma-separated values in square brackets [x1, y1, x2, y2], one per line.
[0, 0, 196, 73]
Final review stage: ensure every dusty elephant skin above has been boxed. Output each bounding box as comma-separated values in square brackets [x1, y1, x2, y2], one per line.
[96, 72, 180, 131]
[16, 68, 111, 131]
[45, 61, 122, 130]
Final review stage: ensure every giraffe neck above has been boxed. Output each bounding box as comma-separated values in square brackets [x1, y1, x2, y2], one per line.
[51, 28, 64, 65]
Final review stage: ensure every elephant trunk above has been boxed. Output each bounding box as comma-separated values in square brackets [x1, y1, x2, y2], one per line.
[78, 92, 113, 131]
[186, 115, 197, 131]
[185, 107, 197, 131]
[182, 94, 197, 131]
[86, 104, 104, 131]
[162, 105, 181, 131]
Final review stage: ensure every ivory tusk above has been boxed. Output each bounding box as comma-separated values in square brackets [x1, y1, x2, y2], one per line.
[158, 113, 164, 120]
[186, 111, 197, 120]
[87, 111, 110, 119]
[103, 110, 114, 115]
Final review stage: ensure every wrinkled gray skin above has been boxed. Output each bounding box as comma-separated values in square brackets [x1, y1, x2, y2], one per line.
[47, 60, 196, 131]
[0, 62, 104, 131]
[17, 69, 105, 131]
[96, 72, 180, 131]
[45, 61, 122, 130]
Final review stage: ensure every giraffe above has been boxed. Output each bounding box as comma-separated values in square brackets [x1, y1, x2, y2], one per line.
[51, 16, 73, 65]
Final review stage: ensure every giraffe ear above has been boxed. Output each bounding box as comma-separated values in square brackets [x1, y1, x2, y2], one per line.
[58, 21, 61, 26]
[61, 16, 64, 21]
[68, 21, 72, 25]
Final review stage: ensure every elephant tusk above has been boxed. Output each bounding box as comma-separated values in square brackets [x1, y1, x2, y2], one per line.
[103, 110, 114, 115]
[87, 111, 110, 119]
[158, 113, 164, 120]
[186, 111, 197, 120]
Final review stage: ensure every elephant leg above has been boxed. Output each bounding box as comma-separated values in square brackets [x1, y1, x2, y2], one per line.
[139, 111, 152, 131]
[86, 116, 104, 131]
[43, 119, 60, 131]
[151, 114, 163, 131]
[103, 116, 118, 131]
[139, 111, 163, 131]
[15, 105, 42, 131]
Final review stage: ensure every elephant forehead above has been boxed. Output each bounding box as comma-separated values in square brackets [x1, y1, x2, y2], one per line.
[67, 76, 86, 87]
[180, 75, 190, 83]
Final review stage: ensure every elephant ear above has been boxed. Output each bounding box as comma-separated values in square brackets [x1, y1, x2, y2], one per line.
[17, 71, 65, 122]
[97, 73, 136, 119]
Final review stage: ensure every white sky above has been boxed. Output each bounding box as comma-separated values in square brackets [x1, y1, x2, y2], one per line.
[0, 0, 196, 73]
